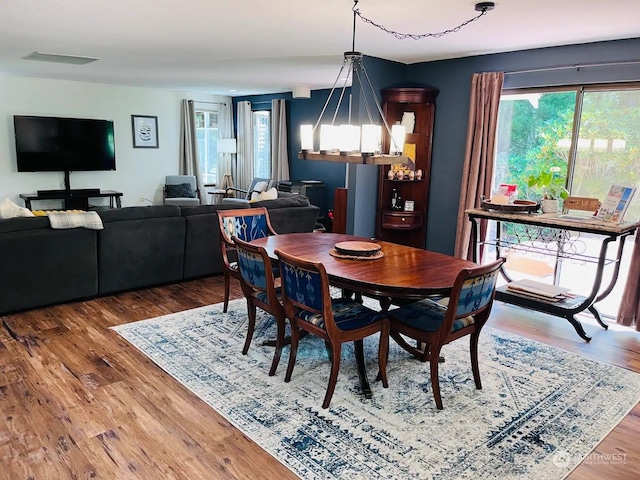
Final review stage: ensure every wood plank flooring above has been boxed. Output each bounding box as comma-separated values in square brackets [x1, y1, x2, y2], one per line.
[1, 275, 639, 479]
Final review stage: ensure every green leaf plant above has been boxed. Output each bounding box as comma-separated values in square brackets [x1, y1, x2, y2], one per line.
[526, 166, 569, 200]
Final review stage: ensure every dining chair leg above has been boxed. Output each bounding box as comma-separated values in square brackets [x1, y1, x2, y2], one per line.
[377, 324, 389, 388]
[284, 326, 300, 383]
[322, 343, 342, 409]
[429, 346, 444, 410]
[470, 331, 482, 389]
[324, 340, 333, 361]
[223, 271, 231, 313]
[242, 302, 257, 355]
[268, 315, 285, 377]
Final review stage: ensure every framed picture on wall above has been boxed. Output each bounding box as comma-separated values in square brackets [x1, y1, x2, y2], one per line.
[131, 115, 159, 148]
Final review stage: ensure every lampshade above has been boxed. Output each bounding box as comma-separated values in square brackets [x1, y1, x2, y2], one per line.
[320, 124, 337, 152]
[338, 125, 360, 154]
[361, 124, 382, 154]
[390, 124, 406, 154]
[218, 138, 237, 154]
[300, 125, 313, 151]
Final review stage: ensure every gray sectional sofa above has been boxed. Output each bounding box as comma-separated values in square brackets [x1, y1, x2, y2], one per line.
[0, 195, 319, 316]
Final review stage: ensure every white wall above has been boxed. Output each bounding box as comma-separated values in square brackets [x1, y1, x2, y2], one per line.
[0, 74, 227, 208]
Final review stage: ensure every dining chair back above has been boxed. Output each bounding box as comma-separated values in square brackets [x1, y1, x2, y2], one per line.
[217, 207, 277, 312]
[233, 236, 285, 376]
[388, 257, 505, 409]
[275, 248, 390, 409]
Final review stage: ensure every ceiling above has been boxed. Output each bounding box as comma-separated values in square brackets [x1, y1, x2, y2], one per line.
[1, 0, 640, 97]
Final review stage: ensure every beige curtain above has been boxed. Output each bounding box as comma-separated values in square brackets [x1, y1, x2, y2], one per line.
[217, 98, 235, 186]
[179, 99, 206, 204]
[236, 101, 254, 190]
[454, 72, 505, 260]
[617, 232, 640, 330]
[271, 98, 290, 182]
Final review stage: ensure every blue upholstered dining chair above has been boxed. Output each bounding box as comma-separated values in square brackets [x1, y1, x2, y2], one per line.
[388, 258, 505, 410]
[217, 207, 277, 313]
[275, 248, 390, 409]
[233, 237, 285, 376]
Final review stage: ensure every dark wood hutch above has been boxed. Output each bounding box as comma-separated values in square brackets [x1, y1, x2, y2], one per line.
[376, 86, 438, 249]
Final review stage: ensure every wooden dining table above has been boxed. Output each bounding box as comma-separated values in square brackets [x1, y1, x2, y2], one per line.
[251, 232, 476, 399]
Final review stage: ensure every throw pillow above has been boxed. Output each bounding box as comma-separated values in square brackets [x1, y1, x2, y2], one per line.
[0, 197, 35, 219]
[250, 187, 278, 202]
[258, 187, 278, 201]
[166, 183, 195, 198]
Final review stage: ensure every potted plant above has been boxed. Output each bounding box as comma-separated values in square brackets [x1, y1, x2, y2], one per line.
[526, 166, 569, 213]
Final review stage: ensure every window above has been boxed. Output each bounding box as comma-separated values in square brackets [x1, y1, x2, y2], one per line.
[252, 110, 271, 178]
[492, 84, 640, 318]
[195, 110, 219, 184]
[494, 85, 640, 219]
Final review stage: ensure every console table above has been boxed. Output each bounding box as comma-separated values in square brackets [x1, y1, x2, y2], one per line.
[20, 190, 123, 210]
[466, 208, 639, 341]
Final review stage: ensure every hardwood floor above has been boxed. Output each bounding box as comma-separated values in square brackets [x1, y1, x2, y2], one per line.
[1, 275, 639, 479]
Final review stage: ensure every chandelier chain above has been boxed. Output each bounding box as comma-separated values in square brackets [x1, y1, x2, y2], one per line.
[352, 1, 490, 40]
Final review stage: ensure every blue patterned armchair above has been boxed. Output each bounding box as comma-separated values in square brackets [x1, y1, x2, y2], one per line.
[388, 258, 505, 409]
[275, 248, 390, 409]
[233, 237, 285, 376]
[217, 207, 277, 312]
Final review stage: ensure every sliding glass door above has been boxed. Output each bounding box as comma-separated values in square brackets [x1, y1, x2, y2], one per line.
[491, 83, 640, 318]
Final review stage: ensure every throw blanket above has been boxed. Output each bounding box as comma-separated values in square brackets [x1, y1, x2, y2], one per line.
[47, 211, 104, 230]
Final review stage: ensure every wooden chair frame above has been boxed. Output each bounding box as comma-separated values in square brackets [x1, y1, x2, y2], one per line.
[275, 248, 390, 409]
[217, 207, 277, 312]
[233, 236, 285, 376]
[390, 258, 505, 410]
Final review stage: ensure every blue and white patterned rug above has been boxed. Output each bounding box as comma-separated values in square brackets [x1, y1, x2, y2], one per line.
[112, 299, 640, 480]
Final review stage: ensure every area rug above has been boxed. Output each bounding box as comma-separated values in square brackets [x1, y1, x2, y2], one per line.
[111, 299, 640, 480]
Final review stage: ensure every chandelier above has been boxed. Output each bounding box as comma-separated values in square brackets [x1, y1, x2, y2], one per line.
[299, 0, 495, 164]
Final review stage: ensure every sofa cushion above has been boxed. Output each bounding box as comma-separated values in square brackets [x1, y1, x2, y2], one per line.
[97, 212, 185, 295]
[0, 227, 98, 315]
[166, 183, 196, 198]
[268, 205, 320, 234]
[180, 203, 249, 217]
[98, 205, 181, 223]
[0, 216, 49, 234]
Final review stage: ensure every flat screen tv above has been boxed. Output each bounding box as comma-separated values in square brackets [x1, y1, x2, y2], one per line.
[13, 115, 116, 172]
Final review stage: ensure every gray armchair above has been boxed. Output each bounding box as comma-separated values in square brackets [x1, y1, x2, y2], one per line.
[163, 175, 201, 207]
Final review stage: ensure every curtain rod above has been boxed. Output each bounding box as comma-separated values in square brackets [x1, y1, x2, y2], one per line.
[505, 59, 640, 75]
[192, 100, 227, 106]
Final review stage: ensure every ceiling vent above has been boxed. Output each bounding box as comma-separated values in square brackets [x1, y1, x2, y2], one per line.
[22, 52, 99, 65]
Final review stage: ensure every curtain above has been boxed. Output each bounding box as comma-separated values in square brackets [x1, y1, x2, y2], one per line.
[617, 232, 640, 330]
[271, 98, 290, 182]
[454, 72, 505, 260]
[236, 101, 254, 190]
[179, 100, 206, 204]
[217, 97, 235, 187]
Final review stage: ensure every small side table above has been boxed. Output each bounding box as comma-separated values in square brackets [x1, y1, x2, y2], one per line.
[207, 188, 229, 204]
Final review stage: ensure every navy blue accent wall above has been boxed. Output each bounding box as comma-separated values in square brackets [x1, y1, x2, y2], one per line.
[233, 90, 350, 215]
[407, 37, 640, 255]
[347, 56, 407, 236]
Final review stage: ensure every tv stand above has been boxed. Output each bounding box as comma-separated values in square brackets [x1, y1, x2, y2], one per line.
[20, 190, 123, 210]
